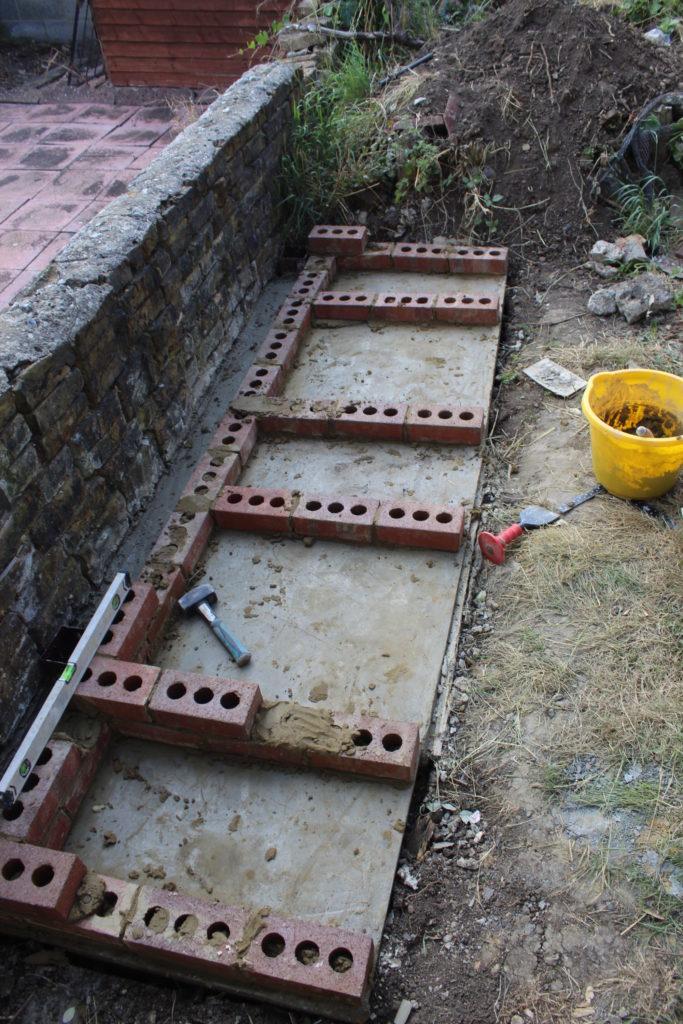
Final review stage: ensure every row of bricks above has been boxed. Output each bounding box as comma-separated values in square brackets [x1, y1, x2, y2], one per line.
[313, 290, 500, 325]
[230, 397, 485, 444]
[0, 726, 110, 850]
[127, 408, 260, 660]
[74, 658, 419, 785]
[0, 845, 373, 1005]
[308, 225, 508, 275]
[214, 486, 465, 552]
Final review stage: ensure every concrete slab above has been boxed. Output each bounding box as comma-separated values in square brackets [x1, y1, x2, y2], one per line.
[65, 736, 404, 938]
[64, 264, 503, 968]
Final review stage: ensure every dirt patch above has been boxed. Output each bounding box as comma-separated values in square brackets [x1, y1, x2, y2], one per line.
[373, 0, 682, 259]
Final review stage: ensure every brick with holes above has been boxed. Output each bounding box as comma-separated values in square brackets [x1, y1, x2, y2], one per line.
[254, 328, 303, 373]
[145, 509, 213, 580]
[207, 411, 258, 470]
[97, 581, 159, 662]
[149, 671, 261, 739]
[273, 297, 312, 333]
[434, 292, 499, 325]
[0, 838, 86, 922]
[310, 714, 420, 784]
[391, 242, 450, 273]
[405, 404, 485, 444]
[42, 810, 72, 851]
[292, 494, 379, 544]
[312, 291, 375, 321]
[181, 450, 241, 507]
[73, 656, 160, 723]
[289, 270, 329, 301]
[213, 486, 294, 534]
[237, 363, 284, 398]
[0, 740, 79, 845]
[124, 884, 373, 1005]
[373, 292, 435, 323]
[375, 500, 465, 552]
[333, 401, 407, 442]
[303, 254, 336, 279]
[448, 245, 508, 275]
[308, 224, 368, 255]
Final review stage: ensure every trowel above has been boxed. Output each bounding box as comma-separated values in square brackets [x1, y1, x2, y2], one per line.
[478, 485, 604, 564]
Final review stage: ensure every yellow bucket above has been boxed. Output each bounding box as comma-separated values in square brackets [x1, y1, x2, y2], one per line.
[581, 369, 683, 499]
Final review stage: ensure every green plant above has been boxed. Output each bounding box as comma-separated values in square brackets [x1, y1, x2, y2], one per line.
[611, 0, 682, 26]
[279, 44, 455, 242]
[440, 0, 499, 29]
[324, 0, 440, 40]
[614, 175, 678, 252]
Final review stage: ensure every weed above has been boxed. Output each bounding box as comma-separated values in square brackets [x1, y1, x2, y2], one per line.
[614, 175, 678, 252]
[440, 0, 500, 29]
[608, 0, 682, 28]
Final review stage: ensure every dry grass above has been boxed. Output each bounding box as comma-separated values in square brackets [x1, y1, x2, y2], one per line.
[477, 503, 682, 768]
[546, 316, 683, 380]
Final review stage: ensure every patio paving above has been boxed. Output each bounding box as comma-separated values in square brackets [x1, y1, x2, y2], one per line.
[0, 99, 180, 309]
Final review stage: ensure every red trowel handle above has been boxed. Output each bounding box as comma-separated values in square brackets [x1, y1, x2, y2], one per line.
[478, 523, 523, 565]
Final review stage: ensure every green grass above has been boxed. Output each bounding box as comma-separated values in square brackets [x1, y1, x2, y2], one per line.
[614, 175, 679, 253]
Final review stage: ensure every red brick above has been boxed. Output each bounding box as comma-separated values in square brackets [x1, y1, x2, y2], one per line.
[207, 412, 258, 469]
[146, 509, 213, 579]
[334, 401, 407, 441]
[182, 450, 241, 506]
[308, 224, 368, 256]
[143, 568, 186, 657]
[434, 292, 499, 325]
[448, 245, 508, 275]
[242, 912, 373, 1004]
[336, 242, 393, 271]
[63, 721, 112, 819]
[373, 292, 435, 323]
[0, 838, 85, 922]
[375, 500, 465, 552]
[124, 885, 373, 1005]
[0, 741, 79, 845]
[289, 270, 329, 301]
[405, 404, 485, 444]
[237, 363, 284, 398]
[150, 670, 261, 739]
[213, 486, 294, 534]
[293, 494, 379, 544]
[252, 398, 336, 438]
[66, 875, 138, 948]
[313, 290, 375, 321]
[255, 327, 303, 373]
[42, 810, 72, 851]
[97, 582, 159, 661]
[273, 297, 312, 333]
[74, 656, 160, 723]
[310, 714, 420, 784]
[391, 242, 450, 273]
[115, 719, 207, 749]
[303, 254, 336, 279]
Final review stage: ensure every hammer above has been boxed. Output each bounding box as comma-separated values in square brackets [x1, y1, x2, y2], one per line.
[178, 584, 251, 667]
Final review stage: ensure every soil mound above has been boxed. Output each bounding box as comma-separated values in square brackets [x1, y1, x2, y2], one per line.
[411, 0, 682, 257]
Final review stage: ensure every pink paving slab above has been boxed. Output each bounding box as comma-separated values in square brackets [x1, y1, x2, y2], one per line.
[0, 229, 55, 271]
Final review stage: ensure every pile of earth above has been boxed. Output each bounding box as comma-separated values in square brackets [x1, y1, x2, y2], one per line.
[370, 0, 682, 262]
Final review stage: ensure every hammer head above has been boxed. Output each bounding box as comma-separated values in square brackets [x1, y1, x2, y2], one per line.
[178, 583, 217, 614]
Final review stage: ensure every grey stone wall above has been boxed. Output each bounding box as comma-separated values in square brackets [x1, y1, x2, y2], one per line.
[0, 0, 75, 44]
[0, 62, 299, 749]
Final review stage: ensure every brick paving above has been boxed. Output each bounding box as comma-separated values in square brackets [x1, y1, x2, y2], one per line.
[0, 100, 179, 309]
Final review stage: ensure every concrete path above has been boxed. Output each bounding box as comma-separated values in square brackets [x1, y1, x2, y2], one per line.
[0, 99, 180, 309]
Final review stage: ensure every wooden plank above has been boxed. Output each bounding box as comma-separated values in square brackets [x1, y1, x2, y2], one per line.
[95, 13, 282, 31]
[107, 56, 261, 75]
[97, 26, 266, 45]
[102, 39, 269, 58]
